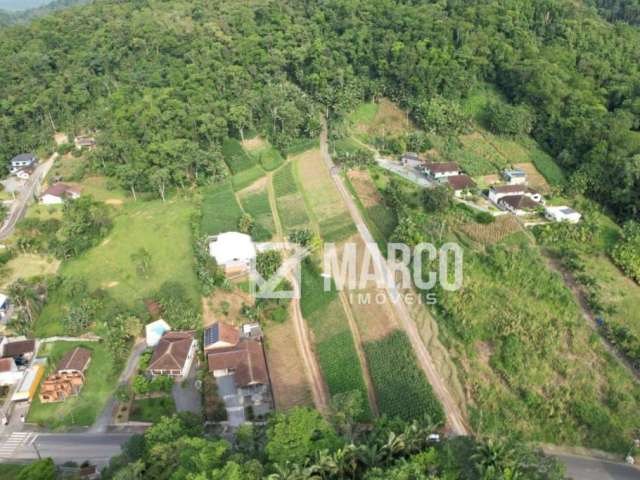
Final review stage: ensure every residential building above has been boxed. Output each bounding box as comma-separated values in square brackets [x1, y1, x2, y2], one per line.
[503, 169, 527, 185]
[422, 161, 460, 180]
[545, 206, 581, 224]
[204, 322, 272, 422]
[145, 319, 171, 347]
[41, 183, 81, 205]
[498, 194, 540, 215]
[74, 136, 96, 150]
[147, 331, 196, 378]
[488, 185, 542, 204]
[1, 339, 36, 366]
[57, 347, 92, 377]
[208, 232, 256, 275]
[446, 175, 476, 197]
[9, 153, 36, 173]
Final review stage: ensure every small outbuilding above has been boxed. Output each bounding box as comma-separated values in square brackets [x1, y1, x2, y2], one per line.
[145, 319, 171, 347]
[545, 206, 581, 224]
[209, 232, 256, 275]
[447, 175, 476, 197]
[503, 169, 527, 185]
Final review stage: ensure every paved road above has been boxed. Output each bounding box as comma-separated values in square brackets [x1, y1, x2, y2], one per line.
[0, 432, 131, 465]
[319, 119, 469, 435]
[556, 453, 640, 479]
[0, 154, 57, 241]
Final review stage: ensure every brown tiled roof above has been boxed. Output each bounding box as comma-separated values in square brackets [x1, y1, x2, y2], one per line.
[207, 339, 269, 387]
[148, 331, 195, 371]
[203, 322, 240, 350]
[499, 194, 539, 210]
[0, 358, 14, 372]
[57, 347, 91, 372]
[491, 184, 525, 194]
[447, 175, 476, 191]
[2, 340, 35, 358]
[43, 183, 81, 198]
[424, 162, 459, 174]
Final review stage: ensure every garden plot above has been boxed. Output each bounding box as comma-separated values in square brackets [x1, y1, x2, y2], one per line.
[514, 162, 550, 193]
[459, 215, 522, 245]
[201, 181, 243, 235]
[237, 179, 275, 240]
[272, 162, 310, 232]
[245, 137, 284, 171]
[297, 149, 355, 242]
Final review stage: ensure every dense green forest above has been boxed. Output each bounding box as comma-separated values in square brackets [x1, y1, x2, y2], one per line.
[0, 0, 639, 220]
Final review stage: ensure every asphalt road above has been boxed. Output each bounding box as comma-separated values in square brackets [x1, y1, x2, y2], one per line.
[557, 453, 640, 479]
[0, 154, 56, 241]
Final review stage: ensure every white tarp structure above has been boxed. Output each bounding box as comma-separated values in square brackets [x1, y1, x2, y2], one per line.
[545, 206, 581, 224]
[145, 319, 171, 347]
[209, 232, 256, 272]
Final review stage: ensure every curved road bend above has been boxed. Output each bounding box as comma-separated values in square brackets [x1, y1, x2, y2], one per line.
[0, 154, 57, 241]
[318, 119, 468, 435]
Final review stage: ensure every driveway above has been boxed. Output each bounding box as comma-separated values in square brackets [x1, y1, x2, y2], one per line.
[216, 374, 245, 426]
[172, 360, 201, 415]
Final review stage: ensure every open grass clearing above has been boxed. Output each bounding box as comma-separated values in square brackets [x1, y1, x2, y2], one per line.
[231, 164, 265, 191]
[237, 180, 275, 239]
[247, 138, 284, 171]
[351, 98, 413, 139]
[27, 341, 118, 430]
[201, 181, 243, 236]
[0, 253, 60, 289]
[130, 395, 176, 423]
[242, 136, 267, 151]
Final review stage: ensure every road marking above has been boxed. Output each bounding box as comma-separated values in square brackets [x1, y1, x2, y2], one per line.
[0, 432, 34, 457]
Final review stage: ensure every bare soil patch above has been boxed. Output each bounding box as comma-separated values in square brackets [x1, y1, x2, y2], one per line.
[201, 288, 254, 327]
[482, 174, 500, 186]
[242, 136, 267, 151]
[514, 162, 551, 193]
[264, 317, 313, 410]
[237, 175, 268, 196]
[347, 170, 383, 208]
[460, 215, 522, 245]
[54, 132, 69, 146]
[105, 199, 124, 206]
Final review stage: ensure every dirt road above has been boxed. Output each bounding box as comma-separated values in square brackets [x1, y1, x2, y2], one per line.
[319, 119, 469, 435]
[0, 153, 57, 241]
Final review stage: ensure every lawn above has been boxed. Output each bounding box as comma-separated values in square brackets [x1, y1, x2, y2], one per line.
[272, 162, 310, 232]
[348, 102, 379, 127]
[300, 262, 372, 419]
[27, 341, 118, 430]
[130, 395, 176, 423]
[201, 181, 243, 236]
[37, 198, 199, 335]
[364, 331, 444, 423]
[222, 138, 260, 174]
[0, 253, 60, 289]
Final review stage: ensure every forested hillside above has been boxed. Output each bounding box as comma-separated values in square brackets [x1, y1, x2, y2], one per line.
[0, 0, 639, 220]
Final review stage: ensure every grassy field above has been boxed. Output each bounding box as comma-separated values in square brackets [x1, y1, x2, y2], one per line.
[37, 198, 199, 335]
[364, 331, 444, 423]
[248, 140, 285, 171]
[201, 181, 243, 236]
[296, 149, 355, 242]
[130, 395, 176, 423]
[222, 138, 259, 174]
[272, 162, 310, 232]
[0, 254, 60, 289]
[300, 262, 372, 419]
[238, 181, 275, 240]
[27, 341, 118, 429]
[231, 164, 265, 191]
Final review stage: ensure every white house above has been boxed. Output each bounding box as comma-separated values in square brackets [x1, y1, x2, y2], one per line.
[498, 194, 540, 216]
[41, 183, 81, 205]
[545, 206, 581, 224]
[145, 319, 171, 347]
[9, 153, 36, 174]
[503, 169, 527, 185]
[209, 232, 256, 274]
[489, 185, 542, 204]
[423, 162, 460, 180]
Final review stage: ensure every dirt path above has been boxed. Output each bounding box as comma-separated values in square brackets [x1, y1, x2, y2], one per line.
[338, 291, 380, 417]
[319, 118, 469, 435]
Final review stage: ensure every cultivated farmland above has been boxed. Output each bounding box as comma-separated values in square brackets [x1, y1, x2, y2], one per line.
[272, 161, 310, 232]
[238, 180, 275, 241]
